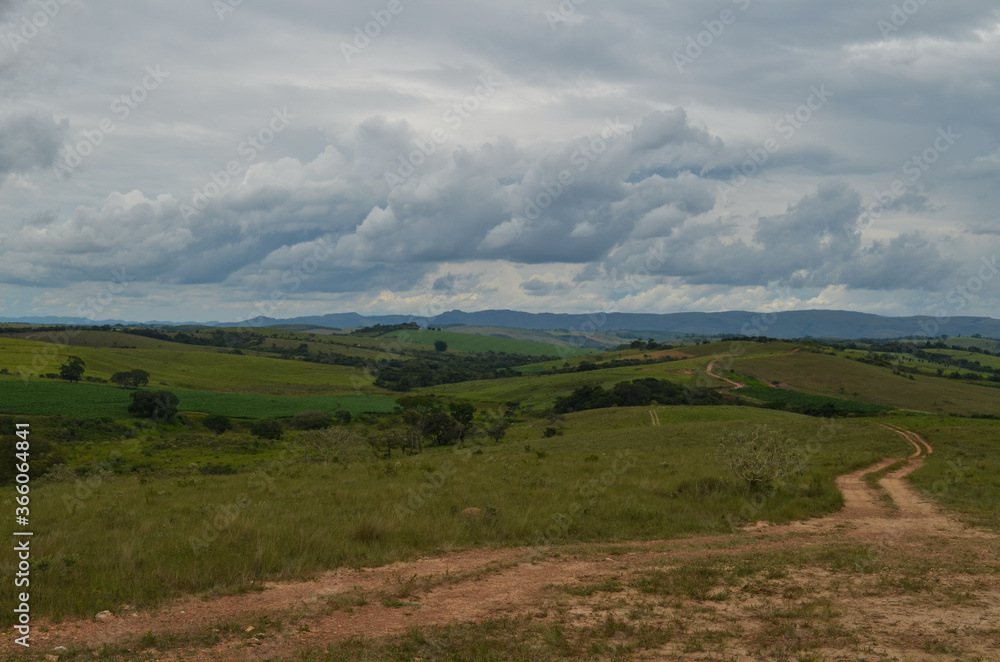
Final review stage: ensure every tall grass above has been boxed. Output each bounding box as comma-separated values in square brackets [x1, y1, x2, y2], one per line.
[0, 407, 910, 622]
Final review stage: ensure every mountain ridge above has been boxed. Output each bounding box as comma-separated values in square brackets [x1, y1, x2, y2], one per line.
[2, 309, 997, 340]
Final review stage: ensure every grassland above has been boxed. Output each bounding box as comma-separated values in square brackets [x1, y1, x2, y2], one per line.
[381, 328, 597, 358]
[734, 349, 1000, 416]
[0, 407, 910, 622]
[900, 415, 1000, 532]
[0, 337, 378, 396]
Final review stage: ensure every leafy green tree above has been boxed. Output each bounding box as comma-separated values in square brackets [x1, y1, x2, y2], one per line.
[424, 410, 460, 446]
[484, 411, 511, 443]
[128, 390, 179, 420]
[449, 401, 476, 447]
[59, 356, 86, 382]
[434, 340, 448, 352]
[203, 414, 232, 435]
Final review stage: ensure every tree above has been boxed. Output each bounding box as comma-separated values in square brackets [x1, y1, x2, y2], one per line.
[484, 412, 511, 443]
[424, 410, 460, 446]
[59, 356, 86, 382]
[434, 340, 448, 352]
[449, 402, 476, 447]
[397, 395, 439, 454]
[128, 390, 179, 420]
[251, 418, 283, 440]
[111, 369, 150, 389]
[203, 414, 232, 435]
[715, 425, 803, 488]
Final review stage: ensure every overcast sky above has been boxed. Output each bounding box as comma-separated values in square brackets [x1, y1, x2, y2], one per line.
[1, 0, 998, 323]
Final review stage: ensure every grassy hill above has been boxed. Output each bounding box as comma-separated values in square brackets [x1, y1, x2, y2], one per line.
[0, 378, 396, 418]
[0, 336, 380, 396]
[734, 349, 1000, 416]
[381, 328, 597, 358]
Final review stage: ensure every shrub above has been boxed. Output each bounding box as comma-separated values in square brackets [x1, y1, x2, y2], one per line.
[715, 425, 803, 488]
[251, 418, 283, 440]
[290, 410, 332, 430]
[203, 414, 232, 435]
[127, 390, 179, 420]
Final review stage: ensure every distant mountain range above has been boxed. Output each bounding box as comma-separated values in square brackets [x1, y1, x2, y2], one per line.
[2, 309, 999, 340]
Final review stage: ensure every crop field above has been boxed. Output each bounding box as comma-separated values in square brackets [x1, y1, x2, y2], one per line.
[0, 378, 396, 419]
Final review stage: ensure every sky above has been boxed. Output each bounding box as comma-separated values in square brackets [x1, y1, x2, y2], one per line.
[0, 0, 998, 324]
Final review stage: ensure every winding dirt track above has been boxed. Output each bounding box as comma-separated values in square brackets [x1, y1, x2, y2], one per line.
[705, 360, 746, 389]
[8, 425, 996, 661]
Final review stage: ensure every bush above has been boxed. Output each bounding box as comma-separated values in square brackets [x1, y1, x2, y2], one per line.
[715, 425, 803, 488]
[203, 414, 232, 435]
[290, 410, 332, 430]
[334, 409, 352, 425]
[127, 390, 179, 420]
[251, 418, 283, 440]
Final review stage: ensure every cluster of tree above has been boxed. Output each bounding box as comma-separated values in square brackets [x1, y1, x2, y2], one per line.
[546, 355, 681, 375]
[350, 322, 421, 337]
[370, 397, 513, 457]
[553, 378, 722, 414]
[372, 351, 553, 391]
[620, 338, 668, 351]
[835, 339, 1000, 380]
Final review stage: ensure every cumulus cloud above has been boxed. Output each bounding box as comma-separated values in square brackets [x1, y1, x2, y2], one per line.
[0, 0, 998, 320]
